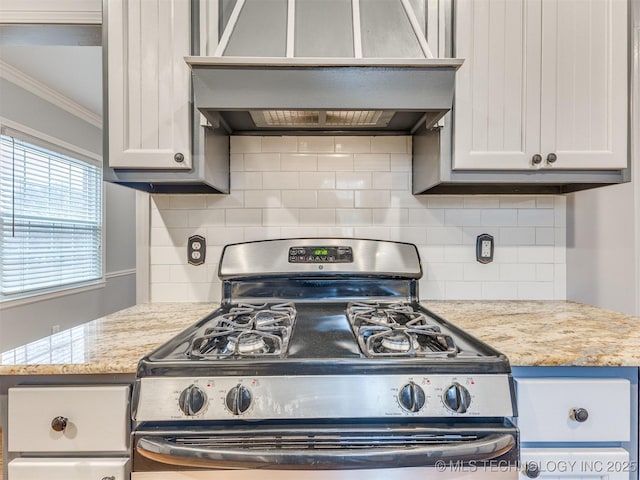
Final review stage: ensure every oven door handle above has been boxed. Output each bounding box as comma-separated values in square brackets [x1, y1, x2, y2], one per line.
[136, 433, 516, 470]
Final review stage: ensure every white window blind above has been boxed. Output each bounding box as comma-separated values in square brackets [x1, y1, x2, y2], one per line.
[0, 128, 103, 297]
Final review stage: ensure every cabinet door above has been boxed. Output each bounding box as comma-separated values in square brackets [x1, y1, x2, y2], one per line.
[106, 0, 192, 170]
[540, 0, 627, 170]
[453, 0, 542, 170]
[9, 458, 129, 480]
[519, 448, 630, 480]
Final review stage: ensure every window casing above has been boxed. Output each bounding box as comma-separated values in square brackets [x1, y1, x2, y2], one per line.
[0, 127, 103, 299]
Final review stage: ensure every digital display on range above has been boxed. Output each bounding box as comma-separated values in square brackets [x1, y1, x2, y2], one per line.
[289, 246, 353, 264]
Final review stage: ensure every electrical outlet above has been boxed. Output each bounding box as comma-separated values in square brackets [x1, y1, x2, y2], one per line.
[476, 233, 494, 264]
[188, 235, 206, 266]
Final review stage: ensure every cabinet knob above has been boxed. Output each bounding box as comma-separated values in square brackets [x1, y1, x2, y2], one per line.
[51, 416, 68, 432]
[570, 407, 589, 422]
[546, 152, 557, 164]
[174, 152, 185, 163]
[523, 462, 541, 478]
[531, 154, 542, 165]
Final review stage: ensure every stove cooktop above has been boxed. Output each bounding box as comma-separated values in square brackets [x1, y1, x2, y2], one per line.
[138, 299, 510, 377]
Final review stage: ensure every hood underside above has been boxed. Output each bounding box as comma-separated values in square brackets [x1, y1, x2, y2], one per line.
[187, 57, 463, 135]
[186, 0, 463, 135]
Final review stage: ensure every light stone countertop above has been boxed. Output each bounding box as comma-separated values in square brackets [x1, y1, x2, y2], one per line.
[0, 301, 638, 376]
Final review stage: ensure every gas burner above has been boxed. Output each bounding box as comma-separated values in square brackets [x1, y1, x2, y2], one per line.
[189, 303, 296, 359]
[347, 301, 458, 358]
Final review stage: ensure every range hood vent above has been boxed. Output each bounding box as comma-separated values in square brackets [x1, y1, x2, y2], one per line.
[187, 0, 463, 135]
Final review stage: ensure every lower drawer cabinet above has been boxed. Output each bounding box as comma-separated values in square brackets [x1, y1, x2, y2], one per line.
[519, 448, 631, 480]
[8, 457, 130, 480]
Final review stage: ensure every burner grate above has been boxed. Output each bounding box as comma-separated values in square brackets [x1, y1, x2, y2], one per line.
[189, 303, 296, 359]
[347, 301, 458, 358]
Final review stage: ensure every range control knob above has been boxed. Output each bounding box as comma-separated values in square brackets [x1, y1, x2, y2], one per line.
[443, 382, 472, 413]
[225, 384, 252, 415]
[398, 382, 426, 412]
[178, 384, 207, 416]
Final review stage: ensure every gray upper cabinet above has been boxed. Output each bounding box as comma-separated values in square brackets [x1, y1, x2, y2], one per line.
[413, 0, 630, 194]
[454, 0, 627, 171]
[103, 0, 230, 194]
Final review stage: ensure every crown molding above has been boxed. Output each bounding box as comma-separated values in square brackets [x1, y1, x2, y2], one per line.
[0, 0, 101, 24]
[0, 60, 102, 128]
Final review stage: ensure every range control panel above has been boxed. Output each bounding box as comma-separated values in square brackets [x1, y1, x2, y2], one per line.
[288, 246, 353, 264]
[135, 374, 515, 422]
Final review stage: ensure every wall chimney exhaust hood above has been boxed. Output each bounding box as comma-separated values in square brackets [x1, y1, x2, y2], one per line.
[186, 0, 463, 136]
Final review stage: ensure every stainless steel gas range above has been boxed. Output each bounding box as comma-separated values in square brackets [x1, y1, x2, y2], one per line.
[132, 239, 518, 479]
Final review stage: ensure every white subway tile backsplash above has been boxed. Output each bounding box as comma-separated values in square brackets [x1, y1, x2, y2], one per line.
[389, 227, 427, 245]
[225, 209, 262, 226]
[481, 209, 518, 227]
[371, 136, 409, 153]
[500, 264, 536, 282]
[336, 172, 372, 190]
[427, 227, 463, 245]
[354, 154, 390, 171]
[373, 208, 409, 225]
[188, 209, 225, 227]
[263, 172, 300, 189]
[446, 282, 483, 300]
[499, 196, 537, 209]
[298, 136, 335, 153]
[263, 209, 299, 226]
[535, 227, 555, 245]
[355, 190, 391, 208]
[427, 196, 465, 209]
[444, 209, 482, 227]
[463, 197, 500, 209]
[518, 209, 555, 227]
[244, 190, 282, 208]
[281, 154, 318, 171]
[426, 263, 464, 281]
[409, 208, 445, 226]
[170, 195, 208, 210]
[231, 172, 263, 190]
[335, 208, 372, 225]
[482, 282, 519, 300]
[230, 153, 244, 172]
[205, 226, 244, 245]
[148, 136, 566, 302]
[300, 172, 336, 190]
[499, 227, 535, 246]
[372, 172, 410, 190]
[230, 136, 261, 153]
[261, 136, 298, 153]
[354, 226, 391, 240]
[244, 153, 281, 171]
[300, 209, 335, 225]
[335, 136, 371, 153]
[317, 154, 354, 171]
[463, 263, 500, 281]
[390, 153, 411, 171]
[318, 191, 354, 208]
[281, 190, 317, 208]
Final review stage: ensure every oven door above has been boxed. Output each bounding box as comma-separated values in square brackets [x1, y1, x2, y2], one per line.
[133, 421, 519, 479]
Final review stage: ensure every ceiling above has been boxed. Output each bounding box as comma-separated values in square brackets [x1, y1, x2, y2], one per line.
[0, 45, 102, 115]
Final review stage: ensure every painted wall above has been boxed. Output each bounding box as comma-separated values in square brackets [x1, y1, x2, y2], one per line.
[149, 136, 567, 302]
[566, 2, 640, 316]
[0, 77, 137, 352]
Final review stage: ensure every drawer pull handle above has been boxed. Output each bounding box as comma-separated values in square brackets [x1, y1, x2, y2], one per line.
[101, 477, 115, 480]
[570, 407, 589, 422]
[523, 462, 541, 478]
[51, 416, 68, 432]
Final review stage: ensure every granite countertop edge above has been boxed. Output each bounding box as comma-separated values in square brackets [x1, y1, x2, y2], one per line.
[0, 300, 638, 376]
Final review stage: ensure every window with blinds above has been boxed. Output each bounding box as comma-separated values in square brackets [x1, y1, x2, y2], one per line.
[0, 128, 103, 298]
